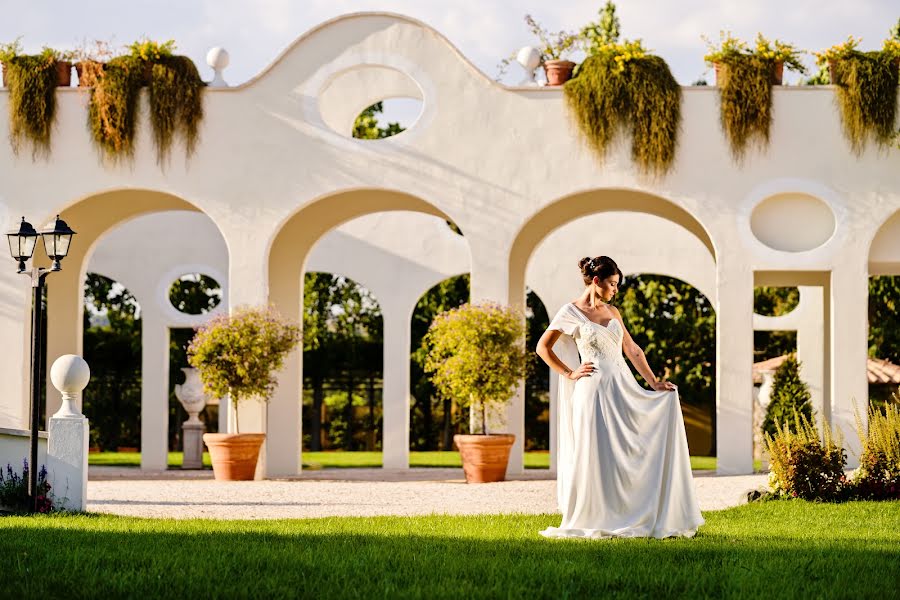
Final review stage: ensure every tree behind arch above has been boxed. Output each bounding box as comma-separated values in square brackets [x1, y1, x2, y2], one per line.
[762, 353, 813, 439]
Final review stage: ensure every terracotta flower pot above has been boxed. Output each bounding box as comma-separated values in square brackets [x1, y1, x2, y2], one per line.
[543, 60, 576, 86]
[454, 433, 515, 483]
[203, 433, 266, 481]
[55, 61, 72, 87]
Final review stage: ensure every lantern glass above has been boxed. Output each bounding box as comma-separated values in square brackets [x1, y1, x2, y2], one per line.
[7, 230, 37, 260]
[42, 232, 72, 259]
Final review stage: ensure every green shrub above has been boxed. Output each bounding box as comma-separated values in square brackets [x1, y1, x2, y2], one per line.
[564, 41, 681, 176]
[850, 401, 900, 500]
[762, 353, 813, 440]
[766, 410, 846, 501]
[423, 302, 530, 434]
[188, 306, 301, 433]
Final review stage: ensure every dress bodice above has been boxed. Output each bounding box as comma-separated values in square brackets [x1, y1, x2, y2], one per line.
[575, 318, 630, 372]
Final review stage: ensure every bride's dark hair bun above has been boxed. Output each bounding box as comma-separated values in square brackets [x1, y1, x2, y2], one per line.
[579, 255, 623, 285]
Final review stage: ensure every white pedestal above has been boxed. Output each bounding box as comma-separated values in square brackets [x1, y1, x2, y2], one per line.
[47, 415, 89, 512]
[182, 422, 206, 469]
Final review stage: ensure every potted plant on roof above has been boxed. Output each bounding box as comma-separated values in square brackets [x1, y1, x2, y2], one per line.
[423, 302, 531, 483]
[703, 31, 807, 161]
[814, 32, 899, 154]
[0, 41, 77, 157]
[523, 14, 580, 85]
[73, 39, 114, 87]
[188, 306, 301, 481]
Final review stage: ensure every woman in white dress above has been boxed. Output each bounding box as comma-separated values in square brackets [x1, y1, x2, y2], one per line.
[535, 256, 704, 539]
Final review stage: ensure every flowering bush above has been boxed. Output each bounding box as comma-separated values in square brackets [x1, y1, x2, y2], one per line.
[0, 460, 53, 513]
[423, 302, 530, 434]
[188, 306, 301, 432]
[848, 402, 900, 500]
[766, 411, 846, 501]
[704, 31, 806, 74]
[126, 38, 176, 62]
[813, 36, 863, 67]
[595, 39, 649, 74]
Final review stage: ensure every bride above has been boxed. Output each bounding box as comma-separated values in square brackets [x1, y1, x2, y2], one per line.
[535, 255, 704, 539]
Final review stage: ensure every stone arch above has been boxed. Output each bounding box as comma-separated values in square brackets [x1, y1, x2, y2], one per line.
[265, 190, 472, 474]
[509, 189, 720, 471]
[41, 191, 228, 454]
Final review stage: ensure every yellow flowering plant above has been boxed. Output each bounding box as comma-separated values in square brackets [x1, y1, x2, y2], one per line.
[704, 31, 806, 74]
[126, 38, 176, 62]
[812, 35, 862, 67]
[597, 39, 648, 74]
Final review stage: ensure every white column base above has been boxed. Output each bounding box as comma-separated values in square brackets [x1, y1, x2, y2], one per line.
[48, 415, 89, 512]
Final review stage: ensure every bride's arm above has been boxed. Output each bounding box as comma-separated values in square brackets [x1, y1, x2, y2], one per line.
[536, 329, 594, 380]
[611, 307, 676, 391]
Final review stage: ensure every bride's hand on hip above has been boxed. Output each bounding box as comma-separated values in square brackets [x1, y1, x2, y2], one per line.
[652, 380, 677, 391]
[566, 362, 595, 380]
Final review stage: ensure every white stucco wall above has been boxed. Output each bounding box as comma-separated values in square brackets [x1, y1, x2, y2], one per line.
[0, 12, 897, 476]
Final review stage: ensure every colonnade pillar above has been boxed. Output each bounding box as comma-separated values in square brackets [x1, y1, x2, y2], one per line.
[830, 265, 869, 467]
[382, 303, 413, 469]
[715, 259, 755, 474]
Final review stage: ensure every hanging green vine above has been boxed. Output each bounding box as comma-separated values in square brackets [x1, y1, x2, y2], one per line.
[88, 55, 143, 161]
[564, 41, 681, 176]
[817, 37, 899, 154]
[87, 39, 204, 163]
[148, 55, 204, 163]
[2, 44, 60, 158]
[705, 33, 807, 161]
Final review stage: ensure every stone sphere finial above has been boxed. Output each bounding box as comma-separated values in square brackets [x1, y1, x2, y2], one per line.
[206, 47, 230, 87]
[515, 46, 542, 86]
[50, 355, 90, 418]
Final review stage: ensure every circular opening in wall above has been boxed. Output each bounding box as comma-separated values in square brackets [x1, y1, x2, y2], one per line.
[168, 273, 222, 315]
[750, 193, 835, 253]
[318, 65, 424, 139]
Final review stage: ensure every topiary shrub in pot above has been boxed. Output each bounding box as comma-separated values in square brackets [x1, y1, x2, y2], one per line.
[423, 302, 531, 483]
[188, 306, 301, 480]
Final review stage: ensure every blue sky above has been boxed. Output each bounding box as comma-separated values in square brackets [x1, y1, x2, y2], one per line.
[3, 1, 896, 123]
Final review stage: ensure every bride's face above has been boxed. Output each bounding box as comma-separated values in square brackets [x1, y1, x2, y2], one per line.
[594, 274, 620, 302]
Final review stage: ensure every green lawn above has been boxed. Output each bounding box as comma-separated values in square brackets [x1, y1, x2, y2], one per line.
[88, 451, 726, 471]
[1, 502, 898, 598]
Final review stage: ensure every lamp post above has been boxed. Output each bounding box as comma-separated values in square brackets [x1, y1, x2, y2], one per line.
[6, 215, 76, 512]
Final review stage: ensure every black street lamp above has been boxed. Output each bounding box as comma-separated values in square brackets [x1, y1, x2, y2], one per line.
[5, 215, 76, 512]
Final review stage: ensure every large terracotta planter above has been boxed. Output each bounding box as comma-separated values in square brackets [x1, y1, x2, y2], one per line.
[454, 433, 515, 483]
[543, 60, 576, 86]
[715, 60, 783, 86]
[203, 433, 266, 481]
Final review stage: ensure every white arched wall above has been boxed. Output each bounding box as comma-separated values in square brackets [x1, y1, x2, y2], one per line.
[1, 12, 898, 478]
[305, 211, 468, 469]
[87, 209, 468, 471]
[526, 211, 717, 472]
[87, 211, 229, 470]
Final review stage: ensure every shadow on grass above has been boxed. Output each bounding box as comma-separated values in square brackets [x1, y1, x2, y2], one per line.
[2, 507, 899, 598]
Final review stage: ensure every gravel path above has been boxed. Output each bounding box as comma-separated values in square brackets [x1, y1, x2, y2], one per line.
[86, 468, 769, 520]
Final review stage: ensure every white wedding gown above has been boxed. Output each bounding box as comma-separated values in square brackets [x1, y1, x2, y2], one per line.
[540, 303, 704, 539]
